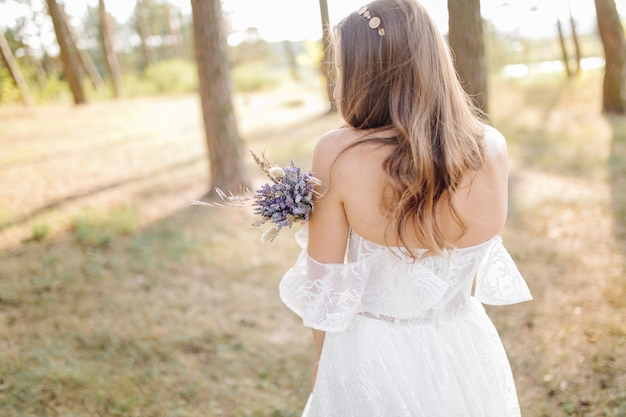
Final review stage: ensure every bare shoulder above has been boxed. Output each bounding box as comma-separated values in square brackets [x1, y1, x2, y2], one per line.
[482, 124, 507, 154]
[482, 124, 508, 156]
[314, 128, 352, 157]
[314, 127, 364, 155]
[311, 128, 362, 181]
[482, 124, 509, 169]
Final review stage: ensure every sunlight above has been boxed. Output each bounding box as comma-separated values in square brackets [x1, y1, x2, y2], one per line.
[1, 0, 624, 46]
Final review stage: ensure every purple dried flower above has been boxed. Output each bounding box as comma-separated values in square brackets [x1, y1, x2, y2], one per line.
[252, 160, 318, 241]
[190, 151, 321, 243]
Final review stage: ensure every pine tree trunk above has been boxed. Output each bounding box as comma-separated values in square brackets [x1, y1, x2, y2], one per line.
[191, 0, 249, 196]
[60, 3, 104, 89]
[569, 1, 582, 76]
[318, 0, 336, 112]
[283, 40, 300, 82]
[594, 0, 625, 114]
[165, 4, 186, 58]
[46, 0, 86, 105]
[136, 0, 157, 68]
[0, 31, 33, 106]
[447, 0, 488, 114]
[557, 19, 572, 78]
[99, 0, 122, 97]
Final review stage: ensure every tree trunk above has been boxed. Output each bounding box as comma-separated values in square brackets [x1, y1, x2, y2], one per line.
[99, 0, 122, 98]
[569, 0, 582, 76]
[60, 2, 104, 89]
[0, 31, 33, 106]
[318, 0, 336, 112]
[447, 0, 488, 114]
[283, 40, 300, 82]
[594, 0, 625, 114]
[136, 0, 157, 68]
[191, 0, 249, 196]
[556, 19, 572, 78]
[46, 0, 86, 105]
[165, 3, 186, 58]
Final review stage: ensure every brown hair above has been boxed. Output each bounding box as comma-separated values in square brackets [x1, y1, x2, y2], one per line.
[333, 0, 486, 256]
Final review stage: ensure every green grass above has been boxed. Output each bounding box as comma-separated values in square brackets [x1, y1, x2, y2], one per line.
[71, 205, 139, 248]
[1, 69, 625, 416]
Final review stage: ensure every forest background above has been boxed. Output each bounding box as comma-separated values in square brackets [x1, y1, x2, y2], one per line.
[0, 0, 625, 416]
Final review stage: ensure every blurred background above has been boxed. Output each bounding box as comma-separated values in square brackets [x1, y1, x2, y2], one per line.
[0, 0, 625, 416]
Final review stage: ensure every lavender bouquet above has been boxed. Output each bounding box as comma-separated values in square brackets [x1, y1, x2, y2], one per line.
[192, 150, 321, 242]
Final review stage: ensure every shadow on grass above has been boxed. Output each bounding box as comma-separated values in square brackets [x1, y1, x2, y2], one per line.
[0, 130, 194, 172]
[510, 79, 607, 179]
[608, 115, 626, 303]
[1, 108, 337, 236]
[491, 75, 626, 417]
[605, 113, 626, 417]
[0, 99, 337, 416]
[0, 202, 311, 417]
[0, 156, 204, 233]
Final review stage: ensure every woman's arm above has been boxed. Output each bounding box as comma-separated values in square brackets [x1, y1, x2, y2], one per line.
[307, 130, 350, 388]
[308, 131, 350, 263]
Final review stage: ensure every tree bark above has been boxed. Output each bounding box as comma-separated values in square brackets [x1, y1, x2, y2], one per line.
[0, 30, 33, 106]
[283, 40, 300, 82]
[99, 0, 122, 97]
[191, 0, 249, 195]
[569, 0, 582, 76]
[60, 3, 104, 89]
[46, 0, 86, 105]
[318, 0, 336, 112]
[136, 0, 157, 68]
[594, 0, 625, 114]
[556, 19, 572, 78]
[165, 3, 186, 59]
[447, 0, 488, 114]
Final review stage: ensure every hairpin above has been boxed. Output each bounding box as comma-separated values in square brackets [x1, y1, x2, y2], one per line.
[358, 6, 385, 36]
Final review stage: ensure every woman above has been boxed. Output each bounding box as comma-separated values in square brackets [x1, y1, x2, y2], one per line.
[279, 0, 532, 416]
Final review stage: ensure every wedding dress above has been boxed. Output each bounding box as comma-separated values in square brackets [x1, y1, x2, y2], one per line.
[279, 226, 532, 417]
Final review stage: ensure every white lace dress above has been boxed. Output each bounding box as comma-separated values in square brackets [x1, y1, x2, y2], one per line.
[279, 226, 532, 417]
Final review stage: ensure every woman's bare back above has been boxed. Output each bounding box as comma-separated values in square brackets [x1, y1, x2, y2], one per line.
[313, 124, 509, 252]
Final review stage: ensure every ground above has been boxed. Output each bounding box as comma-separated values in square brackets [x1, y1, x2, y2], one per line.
[0, 73, 625, 416]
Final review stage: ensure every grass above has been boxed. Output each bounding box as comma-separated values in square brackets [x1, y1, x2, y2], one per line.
[0, 70, 625, 416]
[489, 68, 626, 417]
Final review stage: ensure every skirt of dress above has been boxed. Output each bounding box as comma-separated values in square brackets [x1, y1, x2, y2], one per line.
[307, 298, 522, 417]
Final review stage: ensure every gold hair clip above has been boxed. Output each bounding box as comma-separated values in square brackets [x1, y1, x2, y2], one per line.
[358, 6, 385, 36]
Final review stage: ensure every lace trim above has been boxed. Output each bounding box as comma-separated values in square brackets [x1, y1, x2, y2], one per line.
[474, 238, 533, 305]
[279, 227, 532, 332]
[358, 311, 438, 326]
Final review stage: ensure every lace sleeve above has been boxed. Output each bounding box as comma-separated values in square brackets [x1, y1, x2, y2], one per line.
[474, 237, 533, 305]
[279, 227, 368, 332]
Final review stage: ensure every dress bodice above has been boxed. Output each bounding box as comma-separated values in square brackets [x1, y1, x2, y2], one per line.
[350, 230, 493, 324]
[280, 226, 532, 332]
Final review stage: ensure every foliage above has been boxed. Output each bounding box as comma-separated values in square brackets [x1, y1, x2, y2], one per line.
[231, 62, 284, 92]
[296, 39, 324, 69]
[30, 222, 50, 241]
[0, 51, 68, 104]
[229, 34, 278, 66]
[143, 58, 198, 94]
[72, 206, 138, 248]
[114, 59, 196, 97]
[485, 24, 604, 75]
[0, 67, 21, 103]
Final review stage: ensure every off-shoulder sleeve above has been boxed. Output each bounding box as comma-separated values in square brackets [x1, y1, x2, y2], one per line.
[279, 227, 368, 332]
[474, 237, 533, 305]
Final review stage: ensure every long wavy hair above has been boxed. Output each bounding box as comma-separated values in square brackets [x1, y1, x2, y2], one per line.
[333, 0, 487, 256]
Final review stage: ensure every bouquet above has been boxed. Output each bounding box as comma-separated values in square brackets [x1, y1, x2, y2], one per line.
[192, 150, 321, 242]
